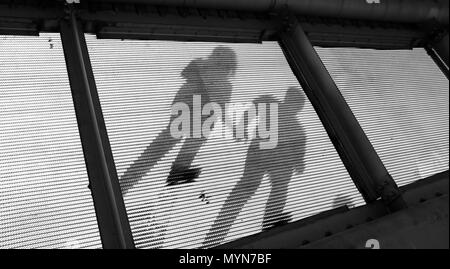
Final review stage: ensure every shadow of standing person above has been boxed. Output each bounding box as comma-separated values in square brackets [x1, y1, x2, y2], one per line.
[202, 87, 307, 248]
[119, 46, 237, 195]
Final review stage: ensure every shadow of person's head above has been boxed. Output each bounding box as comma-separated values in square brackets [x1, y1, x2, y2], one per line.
[207, 46, 238, 78]
[181, 46, 237, 82]
[283, 87, 306, 113]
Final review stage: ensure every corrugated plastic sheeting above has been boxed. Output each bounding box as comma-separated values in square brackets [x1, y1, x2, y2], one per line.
[0, 34, 102, 249]
[315, 47, 449, 187]
[85, 35, 365, 249]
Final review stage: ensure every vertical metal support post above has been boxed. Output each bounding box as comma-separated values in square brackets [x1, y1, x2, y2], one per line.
[60, 6, 135, 248]
[278, 16, 407, 212]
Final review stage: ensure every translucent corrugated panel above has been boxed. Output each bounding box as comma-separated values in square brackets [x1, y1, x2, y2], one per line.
[85, 35, 364, 249]
[0, 34, 102, 249]
[315, 47, 449, 187]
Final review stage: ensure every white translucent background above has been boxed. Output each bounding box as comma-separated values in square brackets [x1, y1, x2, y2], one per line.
[2, 33, 446, 249]
[0, 34, 101, 249]
[316, 47, 449, 187]
[86, 36, 364, 249]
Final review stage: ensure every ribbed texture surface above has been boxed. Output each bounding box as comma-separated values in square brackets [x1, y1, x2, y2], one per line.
[316, 47, 449, 187]
[0, 34, 102, 249]
[85, 35, 364, 249]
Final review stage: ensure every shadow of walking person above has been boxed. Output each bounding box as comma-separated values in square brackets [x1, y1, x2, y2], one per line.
[202, 87, 307, 248]
[119, 46, 237, 195]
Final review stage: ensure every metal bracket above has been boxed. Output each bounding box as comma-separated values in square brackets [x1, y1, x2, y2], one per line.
[376, 173, 405, 211]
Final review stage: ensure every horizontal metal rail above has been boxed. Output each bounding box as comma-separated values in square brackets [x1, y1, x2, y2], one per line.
[86, 0, 449, 25]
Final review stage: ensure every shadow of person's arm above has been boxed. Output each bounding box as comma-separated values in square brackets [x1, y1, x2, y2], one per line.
[293, 134, 307, 175]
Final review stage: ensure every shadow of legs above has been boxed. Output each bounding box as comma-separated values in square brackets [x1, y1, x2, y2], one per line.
[202, 162, 263, 248]
[120, 127, 179, 195]
[262, 168, 292, 230]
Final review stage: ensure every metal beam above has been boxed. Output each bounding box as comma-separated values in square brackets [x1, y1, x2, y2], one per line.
[0, 20, 38, 36]
[82, 9, 279, 43]
[0, 1, 440, 49]
[77, 4, 428, 46]
[427, 46, 450, 79]
[0, 0, 63, 32]
[278, 16, 408, 212]
[425, 31, 449, 79]
[300, 19, 427, 50]
[209, 171, 447, 248]
[302, 195, 449, 249]
[77, 4, 429, 47]
[433, 33, 449, 70]
[60, 6, 135, 249]
[85, 0, 449, 25]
